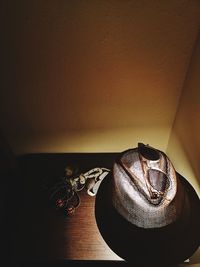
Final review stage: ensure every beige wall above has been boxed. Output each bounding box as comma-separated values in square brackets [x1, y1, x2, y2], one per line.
[1, 1, 200, 153]
[167, 32, 200, 195]
[166, 32, 199, 267]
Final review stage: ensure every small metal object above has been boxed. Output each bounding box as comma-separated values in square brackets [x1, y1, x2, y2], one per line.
[48, 167, 110, 215]
[65, 166, 74, 177]
[86, 169, 110, 196]
[79, 174, 86, 184]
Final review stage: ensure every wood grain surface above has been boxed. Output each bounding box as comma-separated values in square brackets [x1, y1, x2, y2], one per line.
[5, 153, 190, 267]
[64, 191, 121, 260]
[8, 153, 122, 262]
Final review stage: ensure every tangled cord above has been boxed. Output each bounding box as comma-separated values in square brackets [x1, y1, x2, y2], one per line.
[48, 166, 110, 215]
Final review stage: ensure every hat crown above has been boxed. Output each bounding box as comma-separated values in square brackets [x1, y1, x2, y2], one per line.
[112, 144, 179, 228]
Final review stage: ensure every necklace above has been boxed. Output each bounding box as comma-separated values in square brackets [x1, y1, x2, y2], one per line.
[48, 167, 110, 215]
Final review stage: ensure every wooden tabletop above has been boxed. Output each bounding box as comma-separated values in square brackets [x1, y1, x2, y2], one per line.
[5, 153, 196, 267]
[7, 153, 122, 263]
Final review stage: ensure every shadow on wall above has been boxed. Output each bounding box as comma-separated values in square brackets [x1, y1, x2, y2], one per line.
[167, 31, 200, 191]
[177, 132, 200, 189]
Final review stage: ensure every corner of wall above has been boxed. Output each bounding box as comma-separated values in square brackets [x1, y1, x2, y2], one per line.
[167, 30, 200, 195]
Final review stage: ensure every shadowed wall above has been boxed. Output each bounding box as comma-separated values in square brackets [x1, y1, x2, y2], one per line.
[167, 32, 200, 193]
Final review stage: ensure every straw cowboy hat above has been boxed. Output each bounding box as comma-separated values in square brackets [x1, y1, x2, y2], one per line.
[95, 143, 200, 264]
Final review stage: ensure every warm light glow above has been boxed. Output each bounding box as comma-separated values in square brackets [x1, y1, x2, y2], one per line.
[9, 125, 170, 154]
[167, 131, 200, 196]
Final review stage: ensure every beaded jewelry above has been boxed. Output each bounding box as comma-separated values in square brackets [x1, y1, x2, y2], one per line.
[48, 166, 110, 215]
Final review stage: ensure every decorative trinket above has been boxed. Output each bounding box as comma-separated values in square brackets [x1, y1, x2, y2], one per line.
[48, 166, 110, 215]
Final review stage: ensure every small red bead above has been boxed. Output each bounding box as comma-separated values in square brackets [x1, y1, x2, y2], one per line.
[67, 206, 75, 215]
[56, 199, 64, 207]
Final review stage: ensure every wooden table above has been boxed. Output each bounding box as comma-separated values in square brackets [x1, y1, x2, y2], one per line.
[4, 153, 189, 267]
[6, 153, 127, 266]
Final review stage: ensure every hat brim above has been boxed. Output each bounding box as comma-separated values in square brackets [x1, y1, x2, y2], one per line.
[95, 172, 200, 264]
